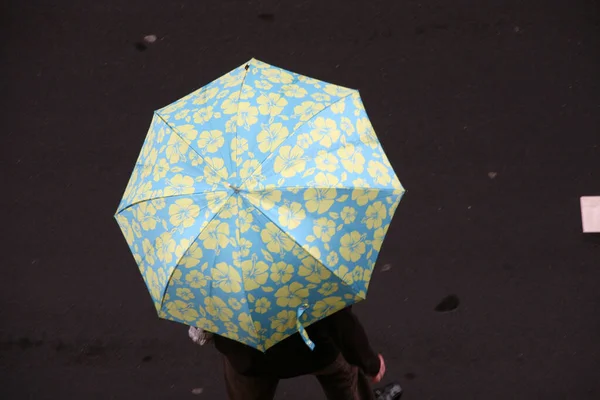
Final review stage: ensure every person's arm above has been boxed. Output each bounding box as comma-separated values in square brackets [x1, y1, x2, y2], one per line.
[327, 307, 382, 377]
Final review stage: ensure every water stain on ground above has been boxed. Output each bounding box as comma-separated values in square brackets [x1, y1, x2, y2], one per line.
[435, 295, 460, 312]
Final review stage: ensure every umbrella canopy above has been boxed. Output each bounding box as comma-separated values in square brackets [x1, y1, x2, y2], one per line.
[115, 59, 405, 351]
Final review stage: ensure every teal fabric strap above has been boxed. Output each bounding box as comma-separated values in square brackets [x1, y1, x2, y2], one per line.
[297, 304, 315, 350]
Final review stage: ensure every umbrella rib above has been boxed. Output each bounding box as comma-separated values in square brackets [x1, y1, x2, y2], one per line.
[234, 66, 251, 182]
[116, 190, 230, 215]
[154, 112, 230, 185]
[235, 196, 262, 347]
[158, 192, 236, 315]
[237, 92, 356, 190]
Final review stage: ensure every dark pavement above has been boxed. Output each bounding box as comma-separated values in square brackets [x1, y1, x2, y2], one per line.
[2, 0, 599, 398]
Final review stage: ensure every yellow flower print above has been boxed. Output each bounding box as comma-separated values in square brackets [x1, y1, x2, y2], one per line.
[372, 227, 386, 251]
[315, 150, 339, 173]
[204, 158, 228, 185]
[238, 312, 258, 336]
[330, 100, 346, 114]
[133, 181, 153, 202]
[165, 135, 187, 164]
[237, 102, 259, 129]
[166, 300, 199, 322]
[357, 118, 378, 149]
[270, 261, 294, 284]
[242, 259, 269, 291]
[313, 217, 336, 242]
[181, 241, 203, 268]
[367, 160, 392, 186]
[224, 322, 239, 335]
[189, 151, 202, 167]
[265, 332, 284, 349]
[318, 282, 339, 296]
[240, 85, 255, 99]
[153, 159, 170, 181]
[254, 298, 271, 314]
[176, 288, 195, 301]
[261, 68, 293, 84]
[240, 159, 261, 180]
[211, 262, 242, 293]
[282, 84, 307, 98]
[270, 310, 296, 332]
[160, 99, 186, 115]
[275, 282, 309, 307]
[218, 197, 236, 219]
[193, 87, 219, 105]
[177, 124, 198, 142]
[247, 190, 282, 211]
[238, 209, 253, 233]
[311, 92, 331, 102]
[336, 265, 354, 285]
[185, 270, 209, 288]
[221, 93, 239, 115]
[220, 69, 245, 88]
[216, 89, 230, 99]
[304, 187, 337, 214]
[257, 123, 289, 153]
[337, 144, 365, 173]
[164, 174, 195, 196]
[311, 296, 345, 318]
[141, 149, 157, 179]
[136, 203, 158, 230]
[151, 198, 166, 210]
[296, 133, 313, 149]
[199, 221, 230, 250]
[205, 296, 234, 321]
[340, 206, 357, 224]
[351, 266, 365, 283]
[323, 84, 354, 97]
[273, 145, 306, 178]
[260, 222, 294, 254]
[158, 267, 168, 286]
[142, 239, 156, 265]
[231, 137, 249, 166]
[364, 201, 387, 229]
[257, 93, 288, 117]
[351, 188, 377, 207]
[197, 130, 224, 153]
[169, 199, 200, 228]
[326, 251, 339, 266]
[299, 255, 331, 284]
[193, 106, 214, 124]
[309, 117, 341, 148]
[294, 101, 325, 121]
[116, 215, 134, 245]
[156, 232, 176, 264]
[340, 231, 366, 262]
[145, 268, 162, 301]
[174, 239, 191, 262]
[196, 318, 219, 333]
[228, 298, 242, 310]
[278, 202, 306, 229]
[255, 80, 273, 90]
[340, 117, 355, 135]
[238, 237, 252, 257]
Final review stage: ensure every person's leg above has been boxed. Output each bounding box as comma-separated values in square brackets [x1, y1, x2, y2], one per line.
[222, 355, 279, 400]
[313, 354, 375, 400]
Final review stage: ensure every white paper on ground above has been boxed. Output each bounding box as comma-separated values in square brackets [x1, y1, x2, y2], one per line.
[580, 196, 600, 233]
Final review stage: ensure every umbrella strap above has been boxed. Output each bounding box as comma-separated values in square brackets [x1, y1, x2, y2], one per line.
[297, 304, 315, 350]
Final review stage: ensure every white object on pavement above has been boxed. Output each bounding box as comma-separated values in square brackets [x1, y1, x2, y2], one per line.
[188, 326, 213, 346]
[581, 196, 600, 232]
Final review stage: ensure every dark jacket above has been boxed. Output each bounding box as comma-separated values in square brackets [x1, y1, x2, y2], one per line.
[214, 307, 380, 379]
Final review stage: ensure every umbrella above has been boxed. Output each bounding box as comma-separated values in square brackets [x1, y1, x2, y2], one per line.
[115, 59, 405, 351]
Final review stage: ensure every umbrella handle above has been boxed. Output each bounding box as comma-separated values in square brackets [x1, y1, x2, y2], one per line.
[297, 304, 315, 351]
